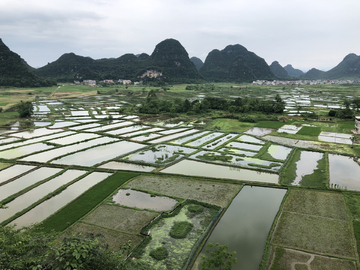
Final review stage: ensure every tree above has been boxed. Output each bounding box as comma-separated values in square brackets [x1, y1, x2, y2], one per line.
[200, 243, 237, 270]
[17, 100, 33, 118]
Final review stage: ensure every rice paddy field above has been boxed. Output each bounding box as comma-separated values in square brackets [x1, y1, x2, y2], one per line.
[1, 83, 360, 270]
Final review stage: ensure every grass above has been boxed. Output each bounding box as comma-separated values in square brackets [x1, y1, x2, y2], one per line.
[271, 211, 355, 258]
[150, 247, 169, 260]
[255, 121, 284, 129]
[206, 118, 255, 132]
[39, 172, 139, 232]
[344, 193, 360, 220]
[195, 152, 233, 162]
[281, 148, 301, 185]
[169, 221, 194, 239]
[296, 126, 321, 136]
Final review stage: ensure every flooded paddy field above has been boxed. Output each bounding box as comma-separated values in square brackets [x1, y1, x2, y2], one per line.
[192, 186, 286, 270]
[1, 85, 360, 269]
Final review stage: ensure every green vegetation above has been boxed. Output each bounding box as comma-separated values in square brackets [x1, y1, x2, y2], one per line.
[196, 152, 233, 162]
[16, 100, 34, 118]
[149, 247, 169, 261]
[0, 225, 150, 270]
[344, 193, 360, 220]
[39, 172, 139, 232]
[296, 126, 321, 137]
[188, 204, 204, 214]
[255, 121, 284, 129]
[206, 118, 255, 132]
[169, 221, 194, 239]
[200, 243, 237, 270]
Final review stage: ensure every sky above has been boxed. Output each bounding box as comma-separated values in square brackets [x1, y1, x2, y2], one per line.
[1, 0, 359, 72]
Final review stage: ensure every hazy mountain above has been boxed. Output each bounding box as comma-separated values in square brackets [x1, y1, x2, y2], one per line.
[269, 61, 289, 79]
[34, 39, 202, 83]
[0, 38, 55, 87]
[284, 64, 304, 78]
[302, 68, 326, 80]
[190, 56, 204, 70]
[199, 44, 276, 82]
[325, 53, 360, 79]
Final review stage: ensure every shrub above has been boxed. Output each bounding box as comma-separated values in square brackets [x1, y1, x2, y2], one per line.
[149, 247, 168, 260]
[188, 204, 204, 214]
[169, 221, 193, 239]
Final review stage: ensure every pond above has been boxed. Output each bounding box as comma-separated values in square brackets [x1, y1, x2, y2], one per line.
[0, 164, 37, 184]
[11, 128, 62, 139]
[0, 167, 62, 202]
[48, 133, 100, 145]
[161, 159, 279, 184]
[263, 144, 293, 161]
[329, 154, 360, 191]
[203, 134, 238, 150]
[149, 129, 199, 144]
[0, 169, 86, 223]
[245, 127, 275, 137]
[192, 186, 286, 270]
[170, 131, 210, 145]
[227, 141, 263, 152]
[0, 143, 54, 159]
[105, 125, 150, 135]
[237, 135, 265, 144]
[124, 144, 196, 165]
[288, 151, 324, 186]
[21, 137, 118, 163]
[52, 141, 145, 166]
[111, 189, 178, 211]
[9, 172, 112, 228]
[186, 132, 224, 147]
[98, 161, 156, 172]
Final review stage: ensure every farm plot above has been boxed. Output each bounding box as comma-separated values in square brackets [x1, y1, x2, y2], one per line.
[268, 247, 356, 270]
[9, 127, 61, 139]
[186, 132, 224, 147]
[192, 151, 282, 172]
[271, 189, 356, 259]
[125, 174, 241, 208]
[259, 144, 293, 161]
[161, 159, 279, 184]
[169, 131, 210, 145]
[110, 189, 178, 211]
[133, 202, 220, 270]
[98, 161, 156, 172]
[202, 133, 238, 150]
[281, 149, 327, 188]
[0, 143, 54, 159]
[237, 135, 265, 144]
[104, 125, 150, 135]
[52, 141, 145, 167]
[63, 222, 144, 252]
[328, 154, 360, 191]
[82, 204, 159, 234]
[123, 144, 196, 165]
[0, 164, 36, 184]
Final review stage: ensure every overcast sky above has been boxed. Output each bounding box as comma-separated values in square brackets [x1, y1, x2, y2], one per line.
[1, 0, 359, 72]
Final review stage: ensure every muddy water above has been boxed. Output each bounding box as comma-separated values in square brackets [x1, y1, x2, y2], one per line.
[192, 186, 286, 270]
[266, 145, 293, 160]
[329, 154, 360, 191]
[111, 189, 178, 211]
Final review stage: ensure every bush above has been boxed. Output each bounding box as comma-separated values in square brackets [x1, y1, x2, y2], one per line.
[188, 205, 204, 214]
[149, 247, 168, 260]
[169, 221, 193, 239]
[17, 101, 33, 118]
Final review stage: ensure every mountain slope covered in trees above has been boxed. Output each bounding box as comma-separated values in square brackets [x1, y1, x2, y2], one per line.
[270, 61, 289, 79]
[199, 44, 276, 82]
[0, 38, 55, 87]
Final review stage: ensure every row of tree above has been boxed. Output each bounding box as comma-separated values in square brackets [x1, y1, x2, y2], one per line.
[139, 90, 285, 115]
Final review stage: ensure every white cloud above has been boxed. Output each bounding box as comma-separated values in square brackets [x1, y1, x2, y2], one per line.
[0, 0, 359, 71]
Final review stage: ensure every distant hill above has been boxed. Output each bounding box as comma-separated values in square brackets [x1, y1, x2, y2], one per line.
[190, 57, 204, 70]
[0, 38, 55, 87]
[270, 61, 289, 79]
[199, 44, 276, 82]
[302, 68, 326, 80]
[34, 39, 202, 83]
[325, 53, 360, 79]
[284, 64, 304, 78]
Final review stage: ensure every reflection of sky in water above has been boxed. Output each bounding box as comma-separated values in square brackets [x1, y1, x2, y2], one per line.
[329, 154, 360, 191]
[267, 145, 292, 160]
[292, 151, 323, 185]
[195, 186, 286, 270]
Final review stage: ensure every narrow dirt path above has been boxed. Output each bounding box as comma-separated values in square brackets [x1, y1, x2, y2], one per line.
[49, 85, 61, 98]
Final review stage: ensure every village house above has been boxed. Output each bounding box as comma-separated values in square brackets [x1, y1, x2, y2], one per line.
[355, 116, 360, 134]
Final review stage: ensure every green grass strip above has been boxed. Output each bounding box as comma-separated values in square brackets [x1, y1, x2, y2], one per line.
[38, 171, 139, 233]
[255, 121, 284, 129]
[296, 126, 321, 136]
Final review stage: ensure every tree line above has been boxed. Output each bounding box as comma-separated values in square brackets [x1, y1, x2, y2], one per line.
[139, 90, 285, 115]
